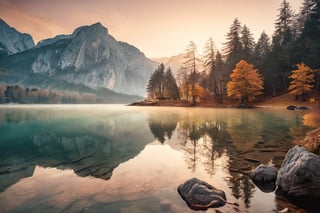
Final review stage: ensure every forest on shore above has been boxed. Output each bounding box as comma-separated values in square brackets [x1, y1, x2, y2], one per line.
[145, 0, 320, 107]
[0, 85, 98, 104]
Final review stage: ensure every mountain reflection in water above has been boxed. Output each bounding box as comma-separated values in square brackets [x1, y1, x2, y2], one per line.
[0, 105, 318, 213]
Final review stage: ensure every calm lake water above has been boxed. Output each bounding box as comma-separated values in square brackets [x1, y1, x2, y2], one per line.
[0, 105, 319, 213]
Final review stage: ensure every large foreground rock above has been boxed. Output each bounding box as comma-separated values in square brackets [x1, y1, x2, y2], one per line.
[250, 164, 278, 193]
[276, 146, 320, 202]
[177, 178, 226, 210]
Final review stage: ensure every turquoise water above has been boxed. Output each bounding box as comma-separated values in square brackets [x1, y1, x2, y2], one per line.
[0, 105, 318, 213]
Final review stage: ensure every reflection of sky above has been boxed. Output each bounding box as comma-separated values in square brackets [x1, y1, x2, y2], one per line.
[0, 105, 317, 212]
[0, 142, 276, 213]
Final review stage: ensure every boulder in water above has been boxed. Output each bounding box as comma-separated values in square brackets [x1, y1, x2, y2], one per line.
[276, 146, 320, 204]
[250, 164, 278, 192]
[177, 178, 226, 210]
[286, 105, 297, 110]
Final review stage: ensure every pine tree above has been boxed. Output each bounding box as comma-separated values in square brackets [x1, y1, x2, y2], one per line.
[203, 37, 219, 102]
[255, 31, 270, 64]
[297, 0, 315, 35]
[147, 63, 165, 99]
[271, 0, 295, 93]
[214, 51, 226, 103]
[223, 18, 243, 73]
[226, 60, 264, 107]
[241, 25, 255, 62]
[164, 67, 180, 100]
[254, 31, 274, 95]
[288, 63, 315, 100]
[147, 64, 180, 101]
[300, 0, 320, 69]
[274, 0, 294, 46]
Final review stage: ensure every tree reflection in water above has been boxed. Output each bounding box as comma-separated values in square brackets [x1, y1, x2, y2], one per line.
[147, 109, 256, 205]
[147, 111, 178, 144]
[147, 108, 315, 209]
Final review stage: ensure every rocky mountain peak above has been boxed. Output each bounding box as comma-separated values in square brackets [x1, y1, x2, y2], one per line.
[72, 22, 108, 37]
[0, 18, 35, 56]
[0, 21, 157, 97]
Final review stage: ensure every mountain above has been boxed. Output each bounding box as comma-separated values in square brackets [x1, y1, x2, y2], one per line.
[152, 53, 204, 78]
[36, 34, 72, 48]
[0, 19, 35, 57]
[152, 53, 184, 77]
[0, 22, 158, 99]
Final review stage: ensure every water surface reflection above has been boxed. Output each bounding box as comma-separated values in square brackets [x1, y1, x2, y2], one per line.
[0, 105, 318, 212]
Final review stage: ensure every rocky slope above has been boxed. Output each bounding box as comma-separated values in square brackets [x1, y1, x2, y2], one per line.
[0, 19, 35, 56]
[0, 21, 158, 97]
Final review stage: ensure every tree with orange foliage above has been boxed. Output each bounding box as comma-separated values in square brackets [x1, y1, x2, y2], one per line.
[288, 63, 315, 101]
[226, 60, 264, 107]
[179, 82, 206, 103]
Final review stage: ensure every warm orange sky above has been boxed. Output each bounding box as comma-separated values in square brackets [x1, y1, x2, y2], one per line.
[0, 0, 302, 58]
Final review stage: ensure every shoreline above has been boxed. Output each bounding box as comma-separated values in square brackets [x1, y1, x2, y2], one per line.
[129, 99, 320, 111]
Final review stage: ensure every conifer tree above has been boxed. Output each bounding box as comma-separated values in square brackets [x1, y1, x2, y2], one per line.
[214, 51, 226, 103]
[255, 31, 271, 64]
[147, 64, 180, 100]
[241, 25, 255, 62]
[223, 18, 243, 73]
[300, 0, 320, 69]
[164, 67, 180, 100]
[203, 37, 220, 102]
[226, 60, 264, 106]
[271, 0, 295, 92]
[147, 63, 165, 99]
[274, 0, 294, 45]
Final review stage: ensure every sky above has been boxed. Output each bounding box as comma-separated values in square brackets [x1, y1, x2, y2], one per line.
[0, 0, 303, 58]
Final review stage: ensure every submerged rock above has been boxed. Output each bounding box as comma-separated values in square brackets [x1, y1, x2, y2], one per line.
[250, 164, 278, 192]
[295, 106, 308, 110]
[177, 178, 226, 211]
[286, 105, 309, 110]
[276, 146, 320, 203]
[286, 105, 297, 110]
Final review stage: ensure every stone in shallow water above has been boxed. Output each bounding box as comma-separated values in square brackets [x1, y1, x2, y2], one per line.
[286, 105, 297, 110]
[250, 164, 278, 193]
[276, 146, 320, 204]
[177, 178, 226, 211]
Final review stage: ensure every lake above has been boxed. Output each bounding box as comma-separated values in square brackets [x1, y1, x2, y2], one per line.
[0, 105, 319, 213]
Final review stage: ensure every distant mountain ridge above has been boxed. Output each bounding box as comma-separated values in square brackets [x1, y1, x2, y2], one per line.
[152, 53, 185, 77]
[0, 19, 35, 56]
[0, 20, 158, 101]
[152, 53, 204, 79]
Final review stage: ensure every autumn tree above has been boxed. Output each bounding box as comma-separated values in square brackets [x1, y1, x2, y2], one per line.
[288, 63, 315, 100]
[226, 60, 264, 106]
